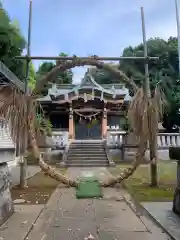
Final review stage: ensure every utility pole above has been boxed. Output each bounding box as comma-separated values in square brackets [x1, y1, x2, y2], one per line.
[20, 0, 32, 188]
[141, 7, 157, 186]
[175, 0, 180, 73]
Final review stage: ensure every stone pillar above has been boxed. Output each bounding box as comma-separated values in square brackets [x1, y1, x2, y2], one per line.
[69, 105, 74, 139]
[102, 108, 107, 139]
[176, 160, 180, 188]
[0, 162, 14, 225]
[172, 159, 180, 215]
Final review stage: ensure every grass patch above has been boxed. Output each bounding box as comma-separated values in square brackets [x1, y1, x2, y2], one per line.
[109, 161, 177, 202]
[11, 168, 67, 205]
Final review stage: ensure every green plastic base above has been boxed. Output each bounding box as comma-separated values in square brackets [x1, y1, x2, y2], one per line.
[76, 177, 103, 199]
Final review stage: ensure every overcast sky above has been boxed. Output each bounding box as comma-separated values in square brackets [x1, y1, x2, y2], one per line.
[2, 0, 178, 83]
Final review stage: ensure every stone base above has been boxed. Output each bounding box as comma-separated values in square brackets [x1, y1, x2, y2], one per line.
[109, 161, 116, 167]
[0, 163, 14, 226]
[172, 187, 180, 216]
[59, 161, 66, 168]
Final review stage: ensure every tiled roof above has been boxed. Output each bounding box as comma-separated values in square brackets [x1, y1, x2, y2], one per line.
[38, 72, 132, 102]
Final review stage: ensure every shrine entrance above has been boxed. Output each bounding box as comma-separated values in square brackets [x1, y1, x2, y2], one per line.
[74, 112, 102, 140]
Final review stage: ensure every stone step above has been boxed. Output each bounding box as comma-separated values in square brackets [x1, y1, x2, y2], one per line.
[67, 155, 106, 160]
[70, 141, 104, 144]
[66, 157, 107, 161]
[69, 150, 105, 153]
[67, 152, 107, 156]
[67, 157, 107, 160]
[71, 141, 104, 144]
[66, 159, 108, 164]
[66, 161, 108, 165]
[71, 143, 104, 146]
[67, 160, 108, 164]
[68, 150, 105, 154]
[69, 146, 104, 150]
[65, 163, 109, 167]
[66, 141, 107, 167]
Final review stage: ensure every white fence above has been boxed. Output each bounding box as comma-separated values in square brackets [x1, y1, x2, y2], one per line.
[50, 130, 69, 148]
[0, 124, 15, 150]
[107, 131, 180, 149]
[0, 120, 16, 164]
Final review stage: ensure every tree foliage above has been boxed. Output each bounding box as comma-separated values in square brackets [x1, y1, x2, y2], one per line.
[0, 2, 36, 90]
[36, 52, 73, 85]
[120, 37, 180, 131]
[120, 37, 179, 85]
[88, 38, 180, 131]
[0, 2, 26, 80]
[28, 62, 36, 90]
[89, 63, 121, 84]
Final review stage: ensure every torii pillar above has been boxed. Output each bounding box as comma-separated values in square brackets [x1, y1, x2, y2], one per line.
[69, 105, 74, 139]
[102, 107, 107, 139]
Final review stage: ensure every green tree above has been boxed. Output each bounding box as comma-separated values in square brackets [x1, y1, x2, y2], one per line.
[89, 63, 121, 84]
[36, 52, 73, 84]
[120, 37, 180, 131]
[0, 2, 26, 80]
[119, 37, 180, 187]
[28, 62, 36, 90]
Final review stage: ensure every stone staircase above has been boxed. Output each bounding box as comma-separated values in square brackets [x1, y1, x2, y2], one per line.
[0, 122, 16, 165]
[65, 140, 109, 167]
[0, 124, 15, 150]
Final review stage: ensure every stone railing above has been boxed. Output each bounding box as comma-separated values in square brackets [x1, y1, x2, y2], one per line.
[50, 130, 69, 166]
[107, 130, 126, 147]
[0, 120, 16, 163]
[51, 130, 69, 148]
[0, 120, 15, 225]
[107, 131, 180, 149]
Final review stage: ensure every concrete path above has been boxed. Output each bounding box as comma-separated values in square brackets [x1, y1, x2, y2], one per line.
[0, 205, 44, 240]
[0, 167, 171, 239]
[142, 202, 180, 240]
[25, 187, 169, 240]
[66, 167, 114, 183]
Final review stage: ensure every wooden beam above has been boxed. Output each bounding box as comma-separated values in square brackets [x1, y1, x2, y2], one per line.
[107, 110, 126, 115]
[44, 110, 68, 114]
[15, 56, 159, 61]
[73, 108, 102, 112]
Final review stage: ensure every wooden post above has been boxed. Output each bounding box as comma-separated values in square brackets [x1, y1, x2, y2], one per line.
[102, 107, 107, 139]
[141, 7, 158, 186]
[120, 133, 126, 161]
[20, 0, 32, 188]
[69, 105, 74, 139]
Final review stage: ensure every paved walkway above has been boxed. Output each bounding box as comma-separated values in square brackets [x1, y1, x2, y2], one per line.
[66, 167, 114, 183]
[0, 167, 171, 239]
[25, 187, 169, 240]
[0, 205, 44, 240]
[142, 202, 180, 240]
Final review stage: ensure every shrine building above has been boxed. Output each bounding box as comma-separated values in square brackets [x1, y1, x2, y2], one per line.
[38, 69, 131, 140]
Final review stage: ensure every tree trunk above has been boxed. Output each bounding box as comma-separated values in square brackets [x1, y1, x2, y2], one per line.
[150, 157, 158, 187]
[148, 110, 158, 187]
